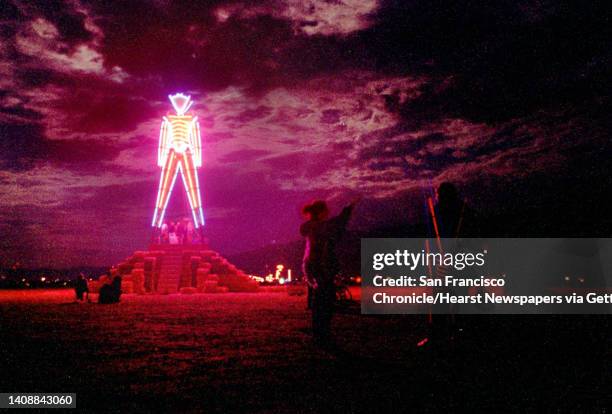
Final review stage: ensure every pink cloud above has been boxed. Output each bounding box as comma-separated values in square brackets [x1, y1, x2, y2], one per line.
[214, 0, 380, 36]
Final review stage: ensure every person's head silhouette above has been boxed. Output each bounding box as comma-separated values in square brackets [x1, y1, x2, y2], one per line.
[437, 182, 459, 206]
[302, 200, 329, 221]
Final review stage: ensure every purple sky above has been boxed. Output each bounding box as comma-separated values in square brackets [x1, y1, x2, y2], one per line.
[0, 1, 609, 267]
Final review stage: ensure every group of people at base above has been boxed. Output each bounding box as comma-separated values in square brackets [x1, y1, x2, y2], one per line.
[154, 218, 202, 245]
[301, 182, 474, 348]
[74, 272, 122, 304]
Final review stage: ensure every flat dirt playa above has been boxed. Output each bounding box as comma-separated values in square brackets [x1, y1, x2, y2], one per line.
[0, 290, 608, 412]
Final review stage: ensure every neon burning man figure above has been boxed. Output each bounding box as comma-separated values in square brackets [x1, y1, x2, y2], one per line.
[152, 93, 205, 229]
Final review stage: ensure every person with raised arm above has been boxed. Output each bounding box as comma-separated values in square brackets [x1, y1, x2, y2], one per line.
[300, 198, 358, 346]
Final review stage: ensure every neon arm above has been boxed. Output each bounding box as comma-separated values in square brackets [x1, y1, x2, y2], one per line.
[158, 117, 169, 167]
[191, 117, 202, 167]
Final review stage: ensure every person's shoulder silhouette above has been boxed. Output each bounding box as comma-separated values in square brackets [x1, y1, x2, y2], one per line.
[435, 182, 479, 237]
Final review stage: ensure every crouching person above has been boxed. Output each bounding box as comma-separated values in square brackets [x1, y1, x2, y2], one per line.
[99, 275, 122, 304]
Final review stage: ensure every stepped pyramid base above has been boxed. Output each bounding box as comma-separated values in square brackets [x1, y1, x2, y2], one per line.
[91, 243, 259, 294]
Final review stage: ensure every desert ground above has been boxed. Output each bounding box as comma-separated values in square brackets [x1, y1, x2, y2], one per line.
[0, 289, 609, 412]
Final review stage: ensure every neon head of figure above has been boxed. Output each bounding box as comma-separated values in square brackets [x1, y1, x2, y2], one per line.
[168, 93, 193, 116]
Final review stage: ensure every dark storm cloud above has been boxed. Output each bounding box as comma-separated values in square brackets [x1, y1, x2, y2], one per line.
[361, 1, 610, 123]
[224, 105, 273, 124]
[320, 109, 342, 124]
[87, 1, 293, 91]
[48, 138, 124, 165]
[263, 150, 342, 178]
[55, 91, 155, 133]
[14, 0, 95, 44]
[0, 123, 48, 170]
[219, 149, 270, 163]
[357, 127, 540, 178]
[0, 121, 126, 173]
[0, 103, 42, 121]
[86, 0, 382, 91]
[358, 132, 447, 163]
[67, 180, 154, 211]
[205, 131, 235, 143]
[0, 0, 609, 267]
[13, 67, 64, 88]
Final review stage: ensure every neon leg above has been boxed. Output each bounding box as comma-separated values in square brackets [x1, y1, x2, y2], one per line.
[178, 159, 198, 227]
[179, 153, 205, 228]
[152, 151, 179, 227]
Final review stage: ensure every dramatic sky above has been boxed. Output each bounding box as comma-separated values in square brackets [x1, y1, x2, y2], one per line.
[0, 0, 609, 267]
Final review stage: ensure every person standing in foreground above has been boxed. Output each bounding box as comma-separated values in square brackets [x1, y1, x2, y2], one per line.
[300, 199, 357, 345]
[428, 182, 480, 347]
[75, 273, 89, 302]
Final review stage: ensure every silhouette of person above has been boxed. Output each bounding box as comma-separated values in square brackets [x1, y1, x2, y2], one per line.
[168, 221, 177, 244]
[75, 273, 89, 302]
[185, 220, 194, 244]
[435, 182, 478, 238]
[428, 182, 479, 346]
[300, 199, 357, 345]
[161, 221, 169, 244]
[179, 219, 189, 244]
[99, 275, 122, 304]
[306, 281, 314, 310]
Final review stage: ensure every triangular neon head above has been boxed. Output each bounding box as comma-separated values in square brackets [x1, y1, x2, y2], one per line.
[169, 93, 193, 115]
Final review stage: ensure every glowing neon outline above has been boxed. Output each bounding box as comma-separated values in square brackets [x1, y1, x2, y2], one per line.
[152, 152, 174, 226]
[158, 165, 180, 227]
[152, 93, 206, 229]
[158, 118, 169, 167]
[179, 161, 200, 228]
[168, 93, 193, 115]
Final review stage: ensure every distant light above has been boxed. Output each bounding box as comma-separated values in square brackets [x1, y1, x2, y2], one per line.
[40, 277, 46, 282]
[279, 278, 285, 285]
[249, 275, 264, 283]
[274, 264, 284, 280]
